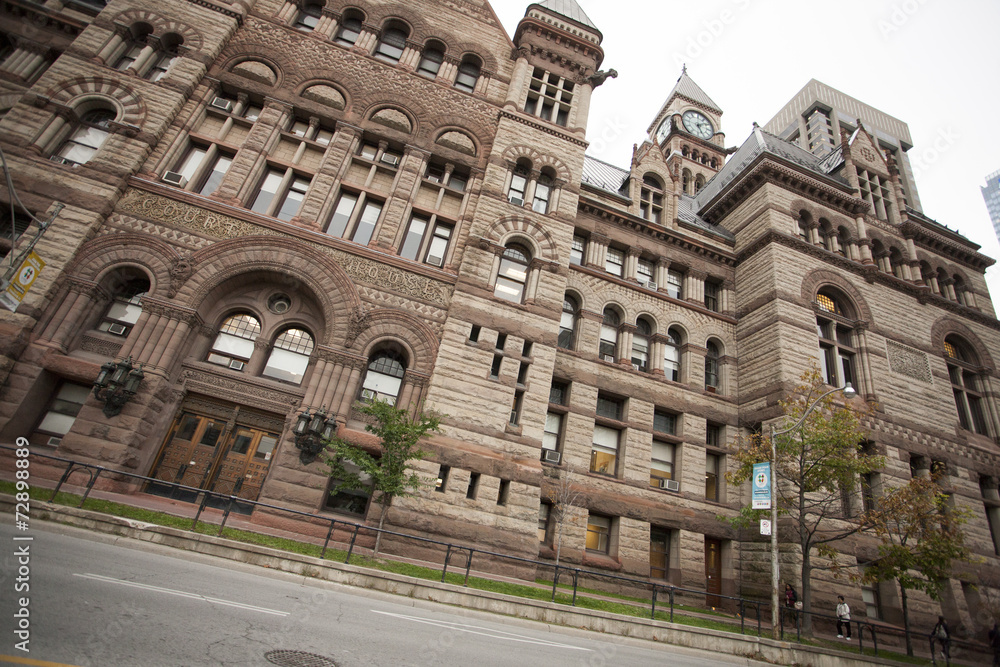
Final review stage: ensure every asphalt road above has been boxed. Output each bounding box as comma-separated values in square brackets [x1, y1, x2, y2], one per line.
[0, 521, 762, 666]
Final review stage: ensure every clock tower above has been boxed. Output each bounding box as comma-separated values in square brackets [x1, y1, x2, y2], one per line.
[647, 67, 728, 196]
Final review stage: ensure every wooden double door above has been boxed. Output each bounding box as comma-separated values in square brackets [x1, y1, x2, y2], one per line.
[149, 403, 281, 503]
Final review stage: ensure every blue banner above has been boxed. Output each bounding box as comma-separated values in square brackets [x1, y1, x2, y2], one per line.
[752, 461, 771, 509]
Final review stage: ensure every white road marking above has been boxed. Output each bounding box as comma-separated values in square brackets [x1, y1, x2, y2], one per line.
[73, 573, 290, 616]
[371, 610, 591, 651]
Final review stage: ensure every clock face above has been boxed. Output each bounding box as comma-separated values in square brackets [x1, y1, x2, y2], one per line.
[654, 117, 671, 145]
[682, 110, 714, 139]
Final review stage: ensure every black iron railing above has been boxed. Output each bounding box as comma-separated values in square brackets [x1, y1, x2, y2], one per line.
[2, 445, 992, 662]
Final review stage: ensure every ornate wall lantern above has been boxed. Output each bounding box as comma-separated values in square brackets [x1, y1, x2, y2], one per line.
[93, 356, 144, 417]
[293, 406, 338, 464]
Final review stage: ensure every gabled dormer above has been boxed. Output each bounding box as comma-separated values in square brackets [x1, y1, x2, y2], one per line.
[507, 0, 613, 134]
[646, 68, 727, 196]
[838, 122, 904, 225]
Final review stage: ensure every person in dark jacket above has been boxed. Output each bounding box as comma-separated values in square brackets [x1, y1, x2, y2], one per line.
[930, 616, 950, 666]
[783, 583, 798, 626]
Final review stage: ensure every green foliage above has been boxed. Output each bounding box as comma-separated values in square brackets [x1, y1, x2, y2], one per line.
[323, 400, 441, 513]
[863, 474, 976, 598]
[726, 368, 879, 625]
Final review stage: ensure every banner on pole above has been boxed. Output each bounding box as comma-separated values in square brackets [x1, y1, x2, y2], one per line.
[752, 461, 771, 509]
[0, 251, 45, 313]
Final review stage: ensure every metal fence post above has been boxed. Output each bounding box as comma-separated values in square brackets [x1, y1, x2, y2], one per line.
[651, 585, 658, 620]
[463, 550, 473, 587]
[320, 519, 336, 559]
[441, 545, 452, 583]
[345, 524, 359, 563]
[551, 566, 560, 602]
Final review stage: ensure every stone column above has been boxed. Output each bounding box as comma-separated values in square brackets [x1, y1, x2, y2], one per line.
[625, 248, 640, 282]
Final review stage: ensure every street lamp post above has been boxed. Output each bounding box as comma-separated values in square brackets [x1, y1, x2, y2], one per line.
[768, 382, 856, 639]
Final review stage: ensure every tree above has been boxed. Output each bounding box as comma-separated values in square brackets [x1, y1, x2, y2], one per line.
[324, 400, 440, 556]
[862, 474, 976, 656]
[548, 471, 582, 567]
[728, 369, 882, 634]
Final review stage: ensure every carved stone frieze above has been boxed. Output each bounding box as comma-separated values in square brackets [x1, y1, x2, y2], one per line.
[180, 365, 303, 413]
[885, 339, 932, 383]
[79, 334, 123, 358]
[117, 189, 452, 307]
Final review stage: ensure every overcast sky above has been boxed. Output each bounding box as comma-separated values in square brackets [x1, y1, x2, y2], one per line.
[489, 0, 1000, 299]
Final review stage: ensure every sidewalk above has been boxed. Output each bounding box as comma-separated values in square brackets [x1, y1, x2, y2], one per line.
[4, 483, 985, 667]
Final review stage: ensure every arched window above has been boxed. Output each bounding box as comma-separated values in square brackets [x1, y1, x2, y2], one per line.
[944, 336, 988, 434]
[262, 328, 314, 384]
[334, 11, 364, 45]
[705, 340, 720, 390]
[361, 349, 406, 405]
[532, 171, 553, 214]
[374, 23, 409, 63]
[558, 294, 578, 349]
[819, 220, 834, 252]
[797, 212, 810, 241]
[694, 174, 705, 193]
[293, 2, 322, 31]
[682, 169, 691, 195]
[632, 317, 652, 372]
[494, 243, 530, 303]
[55, 109, 115, 165]
[953, 275, 968, 306]
[640, 174, 663, 223]
[889, 247, 906, 279]
[599, 307, 620, 362]
[145, 33, 182, 82]
[815, 290, 856, 389]
[454, 55, 481, 93]
[836, 226, 851, 258]
[416, 40, 444, 78]
[97, 274, 149, 337]
[207, 313, 261, 371]
[508, 159, 530, 205]
[114, 23, 152, 71]
[664, 327, 681, 382]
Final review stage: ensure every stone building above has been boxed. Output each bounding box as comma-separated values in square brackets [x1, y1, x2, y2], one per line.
[1, 0, 999, 637]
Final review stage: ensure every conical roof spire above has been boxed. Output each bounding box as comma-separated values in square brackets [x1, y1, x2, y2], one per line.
[531, 0, 598, 31]
[666, 68, 722, 114]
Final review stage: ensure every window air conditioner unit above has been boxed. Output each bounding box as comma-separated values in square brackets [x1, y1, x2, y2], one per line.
[644, 281, 658, 291]
[107, 323, 128, 336]
[210, 97, 234, 112]
[47, 436, 61, 447]
[361, 388, 376, 401]
[631, 363, 641, 371]
[380, 154, 400, 167]
[508, 196, 524, 206]
[706, 385, 717, 394]
[602, 354, 615, 363]
[509, 410, 519, 424]
[426, 255, 443, 267]
[50, 155, 74, 165]
[541, 449, 562, 464]
[659, 478, 680, 492]
[162, 171, 188, 187]
[228, 359, 245, 371]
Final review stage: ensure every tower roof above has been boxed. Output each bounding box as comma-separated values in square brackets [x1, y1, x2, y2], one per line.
[530, 0, 598, 30]
[666, 68, 722, 114]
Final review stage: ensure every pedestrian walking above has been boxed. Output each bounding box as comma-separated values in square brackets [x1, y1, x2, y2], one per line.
[835, 595, 851, 640]
[930, 615, 950, 666]
[784, 583, 798, 626]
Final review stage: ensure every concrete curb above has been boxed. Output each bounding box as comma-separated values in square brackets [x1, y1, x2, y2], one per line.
[10, 496, 902, 667]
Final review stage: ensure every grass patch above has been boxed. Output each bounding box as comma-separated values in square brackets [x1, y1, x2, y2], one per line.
[0, 482, 837, 642]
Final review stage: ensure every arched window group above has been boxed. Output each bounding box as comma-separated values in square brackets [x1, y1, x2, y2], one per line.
[506, 158, 558, 214]
[207, 313, 315, 385]
[113, 23, 183, 82]
[98, 274, 149, 337]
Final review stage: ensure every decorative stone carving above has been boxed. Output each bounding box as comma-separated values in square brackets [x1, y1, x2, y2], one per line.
[79, 334, 123, 358]
[345, 306, 370, 348]
[168, 254, 193, 298]
[885, 340, 932, 383]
